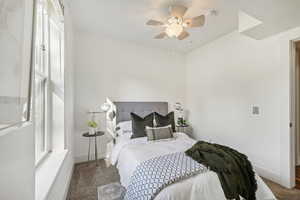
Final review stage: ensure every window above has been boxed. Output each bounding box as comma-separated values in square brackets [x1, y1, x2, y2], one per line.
[34, 1, 49, 163]
[34, 0, 64, 164]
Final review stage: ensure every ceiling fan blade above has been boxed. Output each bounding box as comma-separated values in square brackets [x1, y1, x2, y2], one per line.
[146, 19, 164, 26]
[177, 31, 189, 40]
[154, 32, 167, 39]
[170, 5, 188, 18]
[184, 15, 205, 28]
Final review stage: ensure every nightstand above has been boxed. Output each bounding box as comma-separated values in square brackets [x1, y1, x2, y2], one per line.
[176, 125, 193, 137]
[176, 125, 189, 133]
[82, 131, 105, 165]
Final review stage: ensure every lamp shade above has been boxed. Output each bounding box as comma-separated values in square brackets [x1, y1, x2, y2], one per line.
[101, 102, 111, 112]
[174, 102, 183, 112]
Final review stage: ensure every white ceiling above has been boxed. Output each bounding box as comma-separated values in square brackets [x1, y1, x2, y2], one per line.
[70, 0, 300, 53]
[238, 0, 300, 39]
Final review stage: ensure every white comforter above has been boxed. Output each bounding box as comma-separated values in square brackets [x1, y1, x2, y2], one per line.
[111, 132, 276, 200]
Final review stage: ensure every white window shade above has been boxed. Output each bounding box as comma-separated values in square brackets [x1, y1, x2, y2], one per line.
[0, 0, 34, 130]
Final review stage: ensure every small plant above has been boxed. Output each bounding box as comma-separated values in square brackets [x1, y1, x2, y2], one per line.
[177, 117, 187, 126]
[88, 120, 98, 128]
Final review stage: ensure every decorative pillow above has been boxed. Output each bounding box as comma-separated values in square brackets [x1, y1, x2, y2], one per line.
[130, 112, 154, 139]
[116, 121, 132, 132]
[154, 112, 176, 132]
[146, 125, 174, 141]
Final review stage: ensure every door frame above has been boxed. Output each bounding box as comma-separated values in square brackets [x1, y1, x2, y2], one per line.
[295, 42, 300, 166]
[290, 39, 300, 188]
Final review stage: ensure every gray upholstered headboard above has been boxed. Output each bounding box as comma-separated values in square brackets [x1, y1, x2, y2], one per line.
[114, 102, 168, 124]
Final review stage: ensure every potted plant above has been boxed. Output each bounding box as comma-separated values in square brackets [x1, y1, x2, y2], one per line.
[88, 120, 98, 135]
[174, 102, 187, 126]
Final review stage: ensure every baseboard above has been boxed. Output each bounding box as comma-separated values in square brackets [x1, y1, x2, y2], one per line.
[254, 164, 281, 184]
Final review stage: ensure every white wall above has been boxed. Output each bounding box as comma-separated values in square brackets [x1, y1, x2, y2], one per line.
[0, 124, 35, 200]
[186, 28, 300, 188]
[74, 31, 186, 162]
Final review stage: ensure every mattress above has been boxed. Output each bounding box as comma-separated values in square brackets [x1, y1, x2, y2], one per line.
[111, 131, 276, 200]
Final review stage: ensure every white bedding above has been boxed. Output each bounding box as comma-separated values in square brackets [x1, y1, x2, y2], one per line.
[111, 132, 276, 200]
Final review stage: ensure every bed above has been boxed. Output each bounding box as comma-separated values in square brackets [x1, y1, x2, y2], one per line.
[106, 100, 276, 200]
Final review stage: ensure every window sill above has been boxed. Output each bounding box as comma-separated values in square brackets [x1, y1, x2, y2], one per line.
[35, 149, 69, 200]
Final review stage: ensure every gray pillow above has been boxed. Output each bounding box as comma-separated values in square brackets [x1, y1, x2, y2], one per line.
[131, 112, 154, 139]
[146, 125, 174, 141]
[154, 112, 176, 132]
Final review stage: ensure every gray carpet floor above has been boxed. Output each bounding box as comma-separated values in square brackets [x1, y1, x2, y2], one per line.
[67, 160, 300, 200]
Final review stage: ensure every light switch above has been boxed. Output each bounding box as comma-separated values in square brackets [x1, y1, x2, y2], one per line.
[252, 106, 260, 115]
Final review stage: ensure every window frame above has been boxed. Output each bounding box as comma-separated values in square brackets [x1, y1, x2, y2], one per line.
[34, 72, 50, 165]
[34, 0, 65, 166]
[34, 1, 52, 165]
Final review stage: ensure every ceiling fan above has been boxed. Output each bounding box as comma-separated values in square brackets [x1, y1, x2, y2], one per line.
[146, 5, 206, 40]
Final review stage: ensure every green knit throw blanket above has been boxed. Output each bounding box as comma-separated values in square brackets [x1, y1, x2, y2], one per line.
[185, 141, 257, 200]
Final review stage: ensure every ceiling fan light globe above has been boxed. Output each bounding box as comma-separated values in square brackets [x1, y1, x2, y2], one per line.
[165, 23, 183, 37]
[165, 29, 174, 37]
[168, 17, 176, 24]
[177, 17, 183, 24]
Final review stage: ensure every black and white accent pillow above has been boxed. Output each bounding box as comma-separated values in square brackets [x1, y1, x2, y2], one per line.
[146, 125, 174, 141]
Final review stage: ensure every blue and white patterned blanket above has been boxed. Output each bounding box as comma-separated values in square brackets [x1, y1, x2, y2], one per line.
[124, 152, 208, 200]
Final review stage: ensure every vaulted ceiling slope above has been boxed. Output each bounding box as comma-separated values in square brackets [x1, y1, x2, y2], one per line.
[239, 0, 300, 39]
[70, 0, 300, 53]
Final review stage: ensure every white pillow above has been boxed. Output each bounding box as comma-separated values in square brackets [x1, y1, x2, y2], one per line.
[116, 120, 132, 135]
